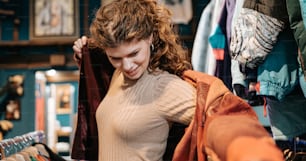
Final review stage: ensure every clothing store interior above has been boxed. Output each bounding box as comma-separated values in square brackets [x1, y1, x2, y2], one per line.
[0, 0, 306, 161]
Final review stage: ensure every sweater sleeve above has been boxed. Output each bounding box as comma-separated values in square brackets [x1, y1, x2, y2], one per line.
[154, 74, 196, 125]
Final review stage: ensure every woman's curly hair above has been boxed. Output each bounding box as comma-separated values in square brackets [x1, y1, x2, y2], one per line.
[90, 0, 192, 77]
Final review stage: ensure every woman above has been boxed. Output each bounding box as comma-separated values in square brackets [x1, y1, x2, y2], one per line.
[72, 1, 285, 161]
[73, 0, 196, 160]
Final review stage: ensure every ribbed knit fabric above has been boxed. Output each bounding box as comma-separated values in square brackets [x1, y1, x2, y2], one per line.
[95, 70, 196, 161]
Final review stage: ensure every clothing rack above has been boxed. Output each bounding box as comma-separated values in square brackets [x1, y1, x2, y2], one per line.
[0, 130, 45, 159]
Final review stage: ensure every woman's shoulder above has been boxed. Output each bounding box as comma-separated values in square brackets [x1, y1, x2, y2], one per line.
[150, 70, 195, 90]
[150, 70, 181, 82]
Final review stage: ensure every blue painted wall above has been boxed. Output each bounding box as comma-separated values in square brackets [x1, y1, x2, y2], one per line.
[0, 69, 36, 138]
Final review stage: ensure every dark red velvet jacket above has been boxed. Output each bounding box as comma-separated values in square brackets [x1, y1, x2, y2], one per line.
[71, 46, 114, 160]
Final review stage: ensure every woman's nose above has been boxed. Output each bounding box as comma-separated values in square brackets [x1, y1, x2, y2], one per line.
[122, 58, 132, 71]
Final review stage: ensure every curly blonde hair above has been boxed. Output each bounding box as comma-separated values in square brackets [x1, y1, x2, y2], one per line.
[90, 0, 192, 77]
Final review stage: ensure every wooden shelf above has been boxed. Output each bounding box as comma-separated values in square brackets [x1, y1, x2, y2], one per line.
[0, 39, 75, 47]
[0, 53, 78, 69]
[57, 130, 71, 137]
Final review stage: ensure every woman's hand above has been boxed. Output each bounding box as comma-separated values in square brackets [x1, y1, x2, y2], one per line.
[72, 36, 88, 62]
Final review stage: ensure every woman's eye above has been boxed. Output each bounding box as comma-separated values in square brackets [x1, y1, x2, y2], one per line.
[110, 57, 121, 61]
[129, 51, 138, 57]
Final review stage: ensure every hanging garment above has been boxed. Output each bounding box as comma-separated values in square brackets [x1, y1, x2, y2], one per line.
[191, 0, 215, 73]
[287, 0, 306, 84]
[230, 0, 248, 95]
[32, 143, 66, 161]
[208, 1, 233, 90]
[257, 27, 299, 101]
[192, 0, 225, 75]
[300, 0, 306, 28]
[257, 26, 306, 140]
[230, 8, 285, 71]
[230, 0, 287, 72]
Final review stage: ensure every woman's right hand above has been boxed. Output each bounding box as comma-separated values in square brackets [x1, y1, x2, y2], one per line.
[72, 36, 88, 62]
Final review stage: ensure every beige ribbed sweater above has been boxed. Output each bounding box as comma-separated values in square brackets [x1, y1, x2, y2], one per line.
[95, 70, 196, 161]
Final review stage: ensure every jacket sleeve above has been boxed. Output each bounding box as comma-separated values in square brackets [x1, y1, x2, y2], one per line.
[286, 0, 306, 80]
[71, 46, 114, 160]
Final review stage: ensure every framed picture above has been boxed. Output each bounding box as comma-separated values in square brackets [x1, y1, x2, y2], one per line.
[29, 0, 79, 40]
[55, 84, 73, 114]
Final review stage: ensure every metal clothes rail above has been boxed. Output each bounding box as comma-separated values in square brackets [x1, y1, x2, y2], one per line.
[0, 130, 45, 159]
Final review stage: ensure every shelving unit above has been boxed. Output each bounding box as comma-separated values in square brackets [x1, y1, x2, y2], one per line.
[56, 129, 71, 157]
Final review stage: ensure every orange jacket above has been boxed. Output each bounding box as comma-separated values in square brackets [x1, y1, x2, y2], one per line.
[173, 70, 283, 161]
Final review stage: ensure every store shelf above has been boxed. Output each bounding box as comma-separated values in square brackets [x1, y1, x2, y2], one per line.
[0, 39, 75, 47]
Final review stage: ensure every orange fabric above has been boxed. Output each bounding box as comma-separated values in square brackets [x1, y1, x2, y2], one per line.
[205, 115, 272, 161]
[227, 136, 283, 161]
[254, 82, 268, 117]
[212, 49, 225, 60]
[255, 82, 260, 93]
[172, 70, 283, 161]
[36, 155, 49, 161]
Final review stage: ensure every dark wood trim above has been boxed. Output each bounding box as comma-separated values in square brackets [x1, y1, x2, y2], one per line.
[0, 39, 75, 47]
[45, 71, 79, 82]
[0, 54, 77, 69]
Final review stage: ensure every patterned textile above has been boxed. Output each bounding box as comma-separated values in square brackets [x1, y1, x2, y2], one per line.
[230, 8, 285, 71]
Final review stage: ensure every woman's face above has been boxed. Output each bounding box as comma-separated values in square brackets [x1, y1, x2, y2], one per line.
[105, 37, 152, 80]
